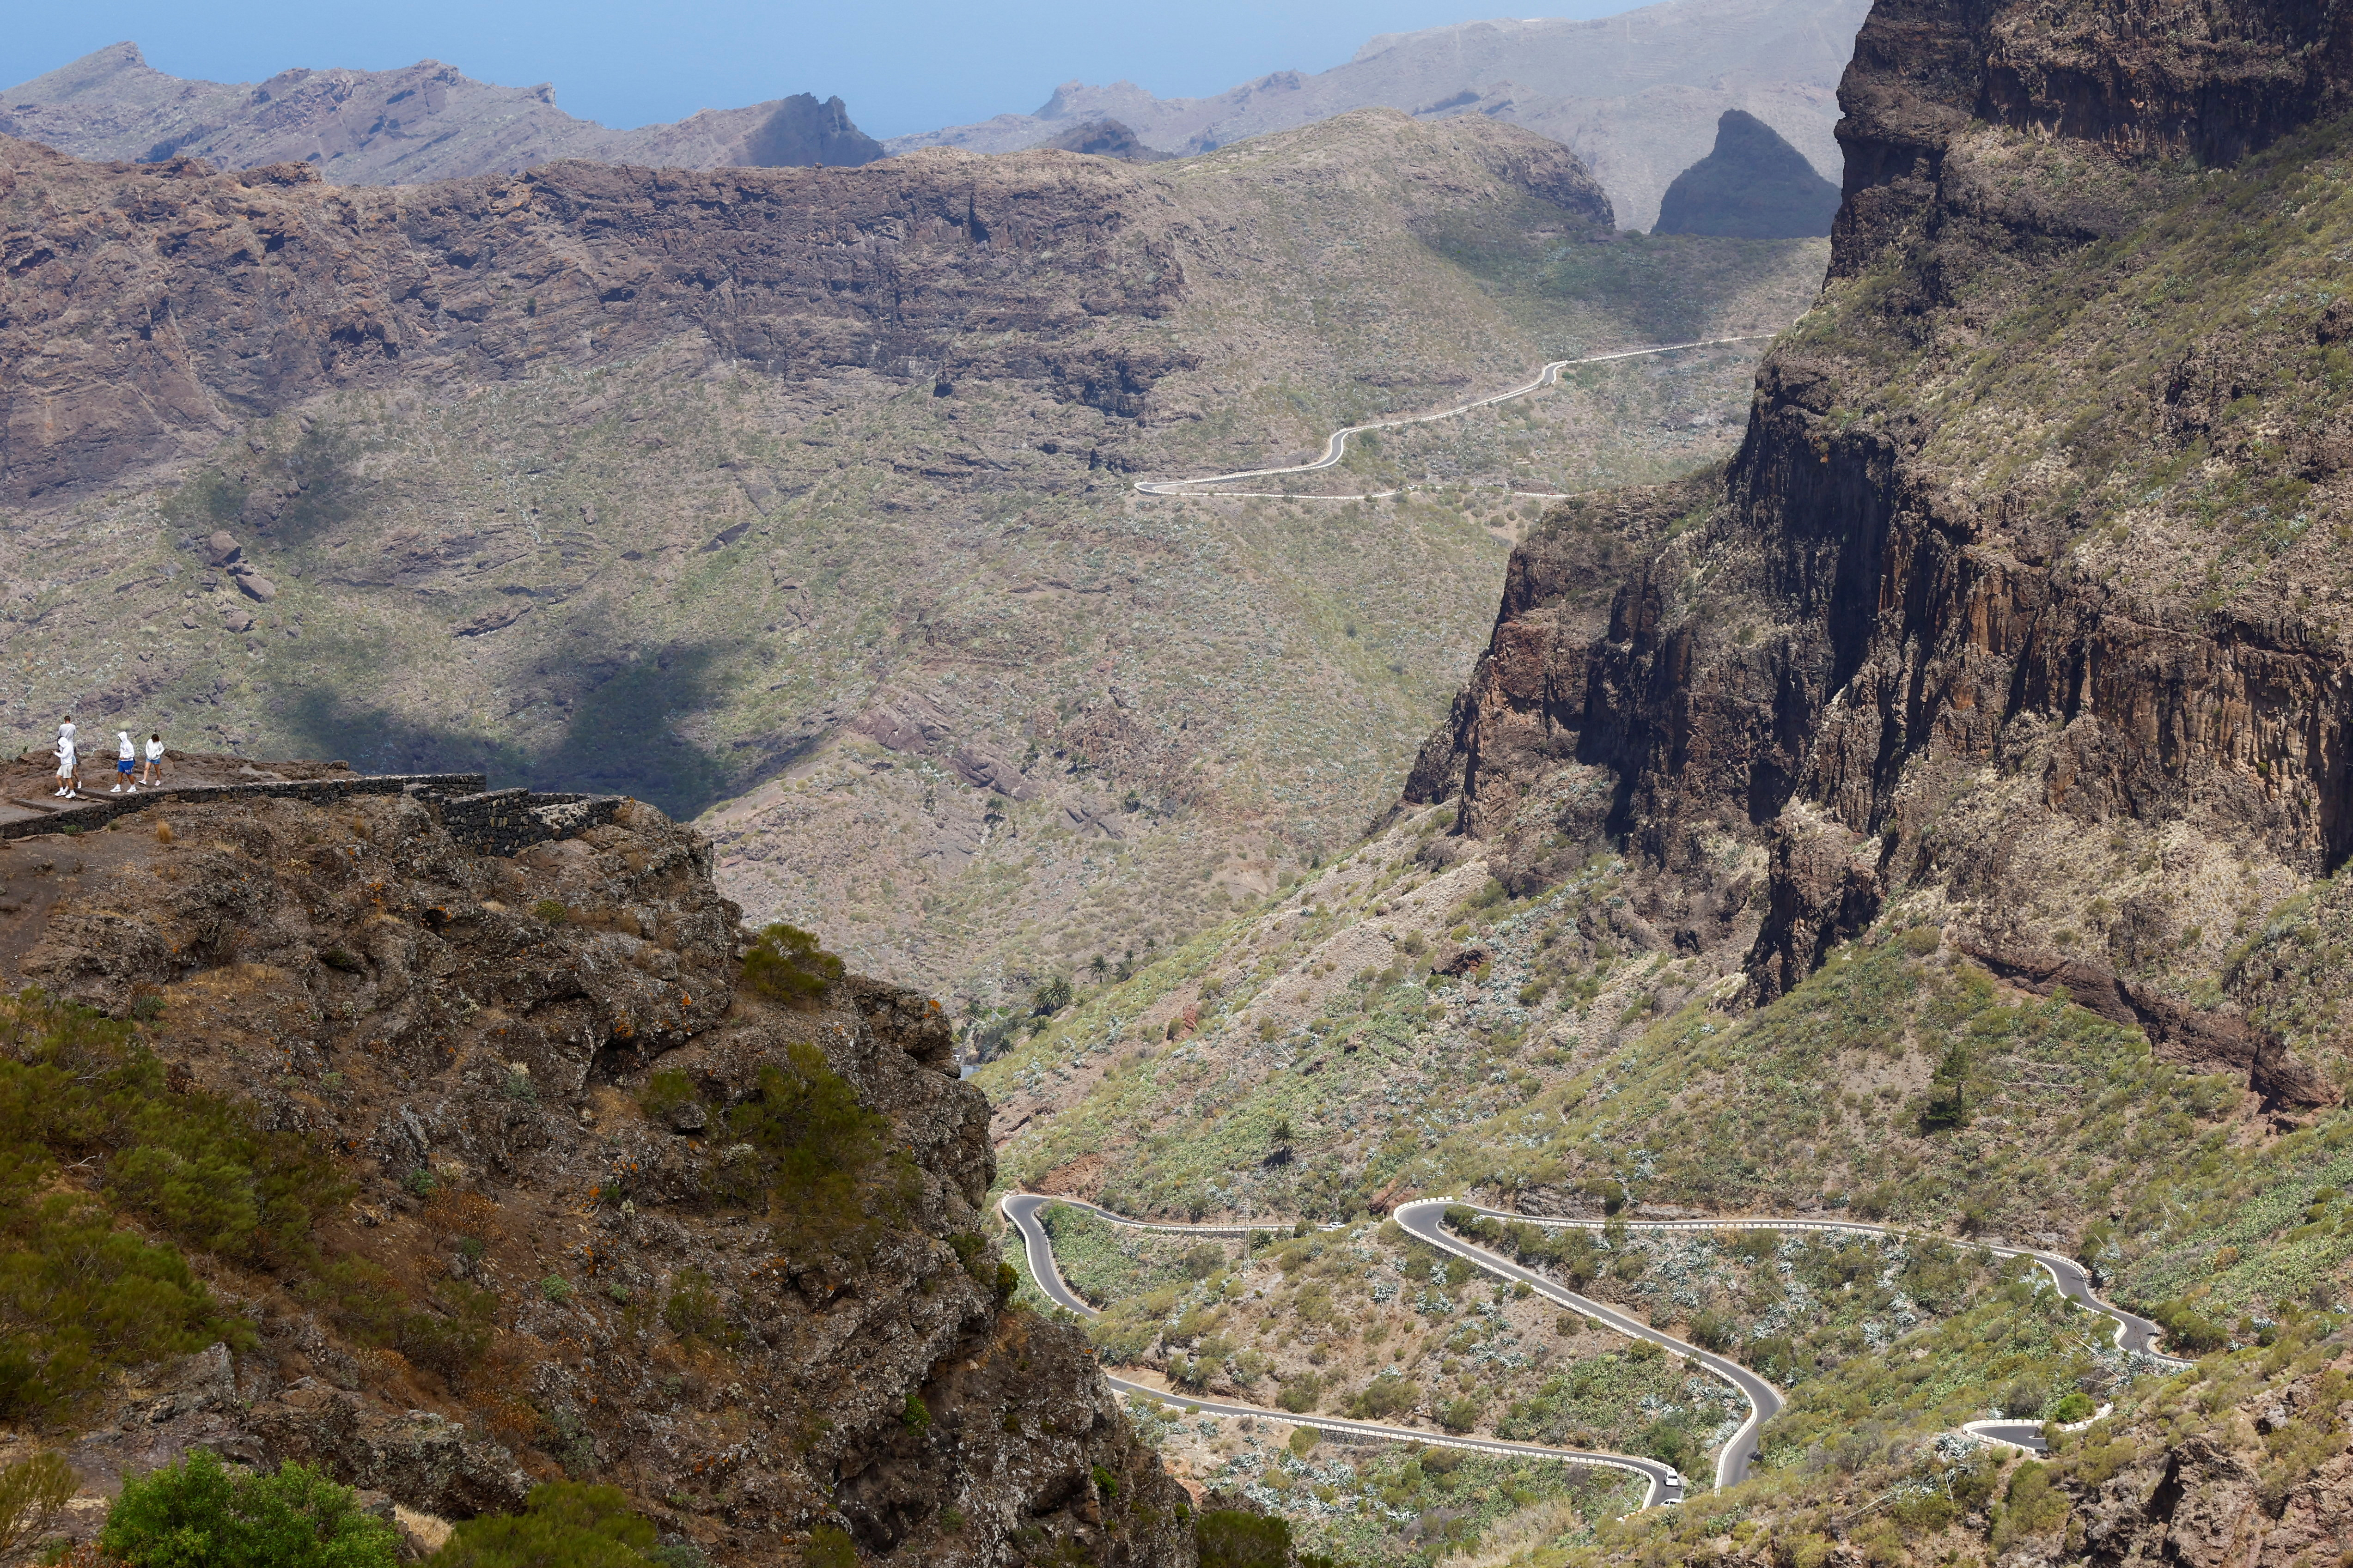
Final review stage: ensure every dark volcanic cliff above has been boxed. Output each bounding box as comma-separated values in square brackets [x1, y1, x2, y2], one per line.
[0, 787, 1191, 1566]
[1405, 0, 2353, 1107]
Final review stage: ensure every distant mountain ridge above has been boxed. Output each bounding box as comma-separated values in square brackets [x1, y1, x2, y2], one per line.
[0, 41, 882, 184]
[884, 0, 1870, 230]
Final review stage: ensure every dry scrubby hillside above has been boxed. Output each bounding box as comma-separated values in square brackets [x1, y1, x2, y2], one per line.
[986, 0, 2353, 1560]
[0, 786, 1190, 1567]
[0, 110, 1826, 1003]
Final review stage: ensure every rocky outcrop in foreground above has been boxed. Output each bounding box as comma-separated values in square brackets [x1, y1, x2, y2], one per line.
[0, 784, 1190, 1567]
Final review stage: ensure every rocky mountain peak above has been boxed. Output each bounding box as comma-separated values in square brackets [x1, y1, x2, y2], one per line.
[1653, 108, 1839, 236]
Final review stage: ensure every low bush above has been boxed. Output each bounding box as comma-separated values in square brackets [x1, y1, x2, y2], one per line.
[662, 1268, 731, 1347]
[713, 1042, 906, 1264]
[1197, 1508, 1292, 1568]
[739, 924, 843, 1003]
[102, 1448, 400, 1568]
[1347, 1372, 1420, 1420]
[2150, 1298, 2229, 1354]
[0, 993, 368, 1421]
[429, 1482, 659, 1568]
[0, 1451, 73, 1555]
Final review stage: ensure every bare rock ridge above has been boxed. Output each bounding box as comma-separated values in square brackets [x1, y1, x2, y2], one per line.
[0, 41, 883, 185]
[1651, 109, 1839, 237]
[1, 772, 1191, 1565]
[1402, 0, 2353, 1107]
[0, 107, 1608, 504]
[885, 0, 1871, 230]
[1038, 120, 1175, 163]
[0, 130, 1183, 504]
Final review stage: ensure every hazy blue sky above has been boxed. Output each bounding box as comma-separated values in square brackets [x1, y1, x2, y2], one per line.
[2, 1, 1645, 140]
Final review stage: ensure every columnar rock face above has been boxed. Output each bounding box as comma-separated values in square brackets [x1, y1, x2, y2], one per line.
[1405, 0, 2353, 1104]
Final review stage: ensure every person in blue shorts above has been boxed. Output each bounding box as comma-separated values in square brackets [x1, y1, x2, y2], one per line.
[111, 731, 138, 793]
[140, 732, 165, 788]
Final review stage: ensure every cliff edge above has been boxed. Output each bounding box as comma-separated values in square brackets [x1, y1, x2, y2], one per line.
[0, 779, 1192, 1567]
[1403, 0, 2353, 1108]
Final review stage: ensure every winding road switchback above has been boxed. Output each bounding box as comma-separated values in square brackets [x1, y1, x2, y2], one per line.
[1000, 1193, 1686, 1510]
[1002, 1192, 2188, 1512]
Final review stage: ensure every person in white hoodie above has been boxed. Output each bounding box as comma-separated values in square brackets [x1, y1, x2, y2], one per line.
[110, 730, 138, 793]
[140, 732, 166, 788]
[54, 717, 77, 797]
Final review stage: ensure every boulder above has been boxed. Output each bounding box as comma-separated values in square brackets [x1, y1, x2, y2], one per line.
[207, 530, 242, 566]
[235, 572, 278, 602]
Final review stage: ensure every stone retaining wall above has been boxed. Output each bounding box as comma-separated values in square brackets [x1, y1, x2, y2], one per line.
[0, 772, 487, 843]
[5, 772, 630, 856]
[409, 784, 628, 855]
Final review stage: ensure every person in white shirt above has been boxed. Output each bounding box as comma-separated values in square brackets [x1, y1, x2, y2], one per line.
[140, 732, 165, 788]
[54, 718, 78, 797]
[110, 731, 138, 793]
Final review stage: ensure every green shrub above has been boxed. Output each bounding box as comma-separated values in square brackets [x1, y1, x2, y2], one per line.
[428, 1482, 659, 1568]
[1276, 1374, 1324, 1413]
[1688, 1309, 1736, 1351]
[903, 1392, 931, 1429]
[1436, 1395, 1483, 1432]
[102, 1448, 400, 1568]
[662, 1268, 731, 1347]
[713, 1043, 904, 1263]
[2050, 1390, 2096, 1423]
[0, 1190, 240, 1422]
[1197, 1508, 1292, 1568]
[0, 1451, 73, 1555]
[531, 899, 570, 925]
[1920, 1041, 1971, 1130]
[637, 1070, 700, 1127]
[1994, 1461, 2070, 1546]
[2150, 1298, 2228, 1354]
[805, 1525, 856, 1568]
[1347, 1373, 1420, 1420]
[739, 924, 844, 1004]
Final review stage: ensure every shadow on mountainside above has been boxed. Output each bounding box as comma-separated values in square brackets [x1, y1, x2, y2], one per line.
[283, 646, 738, 821]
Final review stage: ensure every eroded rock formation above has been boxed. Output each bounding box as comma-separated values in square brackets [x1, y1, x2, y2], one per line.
[2, 788, 1190, 1565]
[1404, 0, 2353, 1105]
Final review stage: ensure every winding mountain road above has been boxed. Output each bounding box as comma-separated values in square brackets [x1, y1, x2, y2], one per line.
[1000, 1193, 1686, 1509]
[1131, 337, 1775, 501]
[1002, 1192, 2188, 1510]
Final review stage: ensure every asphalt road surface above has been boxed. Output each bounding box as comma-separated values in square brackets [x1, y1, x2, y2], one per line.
[1391, 1199, 1782, 1491]
[1001, 1192, 2187, 1511]
[1000, 1193, 1684, 1509]
[1130, 337, 1774, 499]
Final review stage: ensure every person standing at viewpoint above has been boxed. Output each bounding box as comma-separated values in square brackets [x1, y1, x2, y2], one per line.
[140, 732, 165, 788]
[110, 731, 137, 793]
[54, 717, 78, 797]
